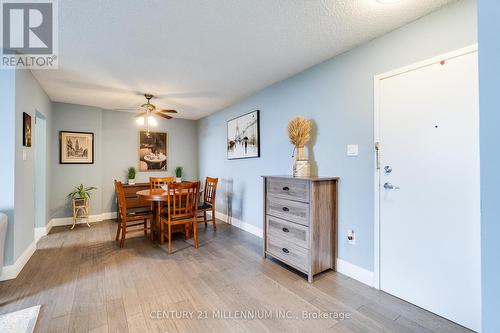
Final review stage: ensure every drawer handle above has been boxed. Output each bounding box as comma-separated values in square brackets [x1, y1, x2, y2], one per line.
[282, 227, 289, 233]
[282, 207, 289, 212]
[282, 186, 290, 191]
[282, 248, 289, 253]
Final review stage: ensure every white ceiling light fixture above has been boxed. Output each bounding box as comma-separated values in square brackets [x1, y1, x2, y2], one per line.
[148, 115, 158, 127]
[135, 116, 144, 125]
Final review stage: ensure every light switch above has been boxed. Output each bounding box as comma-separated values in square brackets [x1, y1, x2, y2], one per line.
[347, 230, 356, 245]
[347, 144, 359, 156]
[22, 150, 27, 161]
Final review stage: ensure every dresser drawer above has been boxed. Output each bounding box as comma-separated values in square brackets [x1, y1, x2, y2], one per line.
[267, 235, 308, 272]
[267, 178, 309, 202]
[267, 215, 309, 249]
[266, 196, 309, 226]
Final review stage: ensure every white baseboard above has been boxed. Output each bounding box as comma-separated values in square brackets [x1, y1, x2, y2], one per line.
[34, 226, 46, 243]
[210, 212, 374, 287]
[49, 212, 117, 228]
[0, 240, 36, 281]
[208, 211, 263, 238]
[34, 219, 55, 243]
[46, 219, 54, 234]
[336, 258, 374, 287]
[1, 212, 118, 281]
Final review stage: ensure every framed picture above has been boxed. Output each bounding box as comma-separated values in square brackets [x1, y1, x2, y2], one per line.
[227, 110, 260, 160]
[59, 131, 94, 164]
[139, 131, 167, 171]
[23, 112, 32, 147]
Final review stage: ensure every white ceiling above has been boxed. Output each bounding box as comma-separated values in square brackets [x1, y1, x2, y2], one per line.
[32, 0, 456, 120]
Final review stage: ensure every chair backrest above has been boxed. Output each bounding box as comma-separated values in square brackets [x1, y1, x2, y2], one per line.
[114, 180, 127, 218]
[150, 177, 174, 190]
[204, 177, 218, 205]
[166, 181, 200, 221]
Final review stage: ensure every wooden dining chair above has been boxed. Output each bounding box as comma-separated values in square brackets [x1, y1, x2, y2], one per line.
[160, 181, 200, 254]
[149, 176, 174, 190]
[148, 176, 174, 232]
[198, 177, 218, 230]
[114, 180, 154, 248]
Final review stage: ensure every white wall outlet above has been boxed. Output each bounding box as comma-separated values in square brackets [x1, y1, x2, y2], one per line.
[22, 150, 27, 161]
[347, 144, 359, 156]
[347, 230, 355, 244]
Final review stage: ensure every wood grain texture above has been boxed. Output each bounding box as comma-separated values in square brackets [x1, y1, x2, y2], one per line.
[266, 196, 310, 226]
[266, 177, 310, 202]
[0, 219, 472, 333]
[122, 183, 150, 209]
[310, 179, 337, 274]
[267, 215, 309, 249]
[263, 176, 337, 282]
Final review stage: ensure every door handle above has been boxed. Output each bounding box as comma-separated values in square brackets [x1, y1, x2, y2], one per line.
[383, 182, 400, 190]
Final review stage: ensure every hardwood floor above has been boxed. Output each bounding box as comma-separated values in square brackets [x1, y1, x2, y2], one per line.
[0, 220, 473, 333]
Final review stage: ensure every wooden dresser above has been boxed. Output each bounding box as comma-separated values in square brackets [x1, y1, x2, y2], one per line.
[262, 176, 338, 282]
[121, 183, 150, 210]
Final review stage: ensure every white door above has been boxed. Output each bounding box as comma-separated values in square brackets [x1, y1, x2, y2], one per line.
[378, 49, 481, 331]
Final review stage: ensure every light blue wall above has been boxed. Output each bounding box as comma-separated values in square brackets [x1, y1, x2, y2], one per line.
[101, 109, 198, 213]
[0, 70, 16, 265]
[13, 70, 52, 264]
[35, 112, 47, 228]
[198, 0, 477, 271]
[478, 1, 500, 331]
[50, 103, 103, 218]
[50, 103, 199, 218]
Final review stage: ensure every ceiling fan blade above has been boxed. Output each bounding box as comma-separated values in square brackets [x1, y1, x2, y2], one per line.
[156, 113, 172, 119]
[135, 112, 147, 117]
[158, 109, 178, 113]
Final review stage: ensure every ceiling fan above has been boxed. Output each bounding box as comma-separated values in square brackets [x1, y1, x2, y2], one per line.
[115, 93, 178, 128]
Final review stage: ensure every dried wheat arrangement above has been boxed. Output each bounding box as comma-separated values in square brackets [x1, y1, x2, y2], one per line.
[287, 117, 312, 148]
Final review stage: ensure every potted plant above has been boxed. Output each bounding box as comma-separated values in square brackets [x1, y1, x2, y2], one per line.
[128, 166, 137, 185]
[67, 184, 97, 208]
[288, 116, 312, 177]
[175, 166, 183, 183]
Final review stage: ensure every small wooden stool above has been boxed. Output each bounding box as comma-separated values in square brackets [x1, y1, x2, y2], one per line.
[72, 198, 90, 229]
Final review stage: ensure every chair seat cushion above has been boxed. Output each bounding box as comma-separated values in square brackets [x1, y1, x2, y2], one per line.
[198, 203, 213, 210]
[126, 208, 153, 217]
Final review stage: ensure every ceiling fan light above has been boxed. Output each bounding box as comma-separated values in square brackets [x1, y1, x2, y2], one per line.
[148, 115, 158, 126]
[136, 116, 144, 125]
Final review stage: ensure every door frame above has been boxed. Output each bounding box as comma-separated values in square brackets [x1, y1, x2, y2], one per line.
[372, 44, 478, 289]
[34, 110, 47, 231]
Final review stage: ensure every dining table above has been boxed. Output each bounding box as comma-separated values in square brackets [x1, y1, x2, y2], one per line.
[136, 188, 168, 241]
[135, 182, 201, 242]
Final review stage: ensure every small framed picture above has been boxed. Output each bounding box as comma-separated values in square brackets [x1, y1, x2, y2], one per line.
[60, 131, 94, 164]
[227, 110, 260, 160]
[23, 112, 32, 147]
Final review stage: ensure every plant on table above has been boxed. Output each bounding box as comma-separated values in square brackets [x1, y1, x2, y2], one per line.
[287, 116, 312, 177]
[128, 166, 137, 185]
[175, 166, 183, 183]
